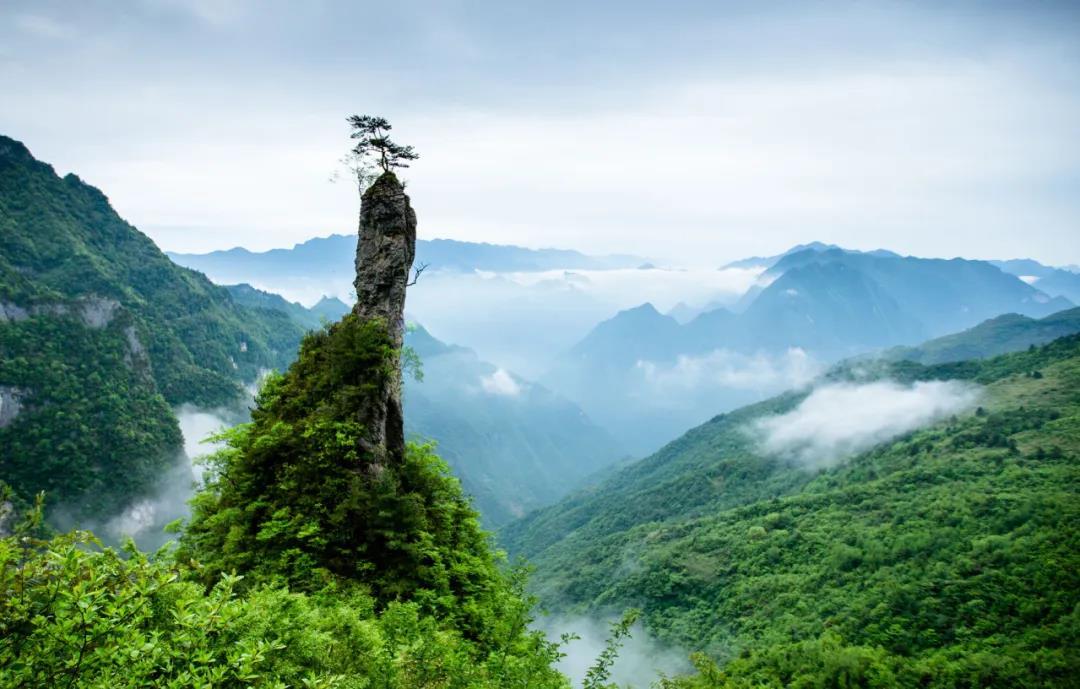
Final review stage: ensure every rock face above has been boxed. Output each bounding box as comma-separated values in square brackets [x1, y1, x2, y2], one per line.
[352, 172, 417, 462]
[0, 386, 26, 428]
[0, 500, 13, 538]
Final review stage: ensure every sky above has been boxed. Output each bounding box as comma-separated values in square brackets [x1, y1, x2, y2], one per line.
[1, 0, 1078, 265]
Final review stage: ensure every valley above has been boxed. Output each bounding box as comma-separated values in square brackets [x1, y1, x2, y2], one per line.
[2, 14, 1079, 681]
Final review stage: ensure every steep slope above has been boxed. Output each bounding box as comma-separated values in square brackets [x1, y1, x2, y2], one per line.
[740, 261, 925, 355]
[0, 134, 306, 520]
[225, 282, 335, 331]
[504, 336, 1080, 686]
[885, 306, 1080, 364]
[403, 325, 626, 526]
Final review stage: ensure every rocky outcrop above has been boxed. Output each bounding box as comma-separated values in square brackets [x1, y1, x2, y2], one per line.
[0, 500, 13, 538]
[352, 172, 416, 463]
[0, 303, 28, 322]
[0, 386, 27, 428]
[0, 296, 120, 328]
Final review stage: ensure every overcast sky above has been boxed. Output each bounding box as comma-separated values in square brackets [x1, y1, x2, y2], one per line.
[1, 0, 1078, 264]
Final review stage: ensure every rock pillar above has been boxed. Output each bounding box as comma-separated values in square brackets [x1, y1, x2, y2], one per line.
[352, 172, 416, 462]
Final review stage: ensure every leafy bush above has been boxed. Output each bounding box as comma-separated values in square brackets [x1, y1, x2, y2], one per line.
[0, 530, 569, 688]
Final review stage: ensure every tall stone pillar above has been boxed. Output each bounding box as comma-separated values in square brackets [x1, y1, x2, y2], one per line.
[352, 172, 416, 463]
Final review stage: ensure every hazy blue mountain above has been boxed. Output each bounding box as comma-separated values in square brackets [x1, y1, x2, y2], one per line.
[721, 241, 841, 269]
[721, 242, 900, 270]
[666, 301, 700, 324]
[741, 260, 924, 354]
[544, 248, 1073, 454]
[882, 306, 1080, 365]
[991, 258, 1058, 279]
[310, 295, 350, 320]
[544, 303, 784, 454]
[402, 324, 628, 526]
[765, 249, 1072, 335]
[992, 258, 1080, 304]
[168, 234, 645, 286]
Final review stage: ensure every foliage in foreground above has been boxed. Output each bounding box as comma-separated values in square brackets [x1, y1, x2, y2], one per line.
[0, 529, 569, 689]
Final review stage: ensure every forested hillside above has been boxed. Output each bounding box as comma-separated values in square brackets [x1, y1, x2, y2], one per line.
[0, 135, 307, 521]
[505, 335, 1080, 687]
[0, 155, 572, 689]
[883, 306, 1080, 364]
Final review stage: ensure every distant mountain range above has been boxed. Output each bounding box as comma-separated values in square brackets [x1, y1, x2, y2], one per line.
[545, 248, 1074, 454]
[169, 234, 646, 287]
[721, 241, 901, 270]
[992, 258, 1080, 304]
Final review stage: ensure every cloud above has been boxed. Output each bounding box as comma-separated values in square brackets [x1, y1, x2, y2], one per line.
[175, 404, 231, 481]
[2, 3, 1077, 264]
[754, 379, 978, 469]
[480, 368, 521, 396]
[502, 266, 763, 310]
[536, 615, 690, 687]
[101, 405, 235, 549]
[14, 13, 74, 39]
[636, 348, 822, 395]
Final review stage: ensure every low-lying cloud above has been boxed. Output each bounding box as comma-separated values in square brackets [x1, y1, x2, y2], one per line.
[480, 368, 522, 397]
[755, 379, 979, 469]
[176, 404, 232, 482]
[102, 405, 236, 549]
[635, 347, 821, 396]
[537, 615, 690, 687]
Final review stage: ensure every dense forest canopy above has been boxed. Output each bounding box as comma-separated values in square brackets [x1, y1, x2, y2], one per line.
[506, 336, 1080, 687]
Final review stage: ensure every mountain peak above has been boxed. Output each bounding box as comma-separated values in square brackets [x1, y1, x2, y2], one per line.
[0, 135, 33, 163]
[624, 302, 661, 317]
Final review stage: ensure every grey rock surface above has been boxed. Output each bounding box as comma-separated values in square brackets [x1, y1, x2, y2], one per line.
[352, 172, 416, 463]
[0, 386, 27, 428]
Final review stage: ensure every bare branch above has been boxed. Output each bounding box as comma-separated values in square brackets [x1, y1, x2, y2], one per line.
[406, 262, 430, 287]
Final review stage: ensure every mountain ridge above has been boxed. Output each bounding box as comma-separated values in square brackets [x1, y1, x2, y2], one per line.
[544, 247, 1073, 454]
[0, 133, 308, 522]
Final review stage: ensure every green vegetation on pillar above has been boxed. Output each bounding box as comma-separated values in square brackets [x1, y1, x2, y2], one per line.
[178, 140, 531, 648]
